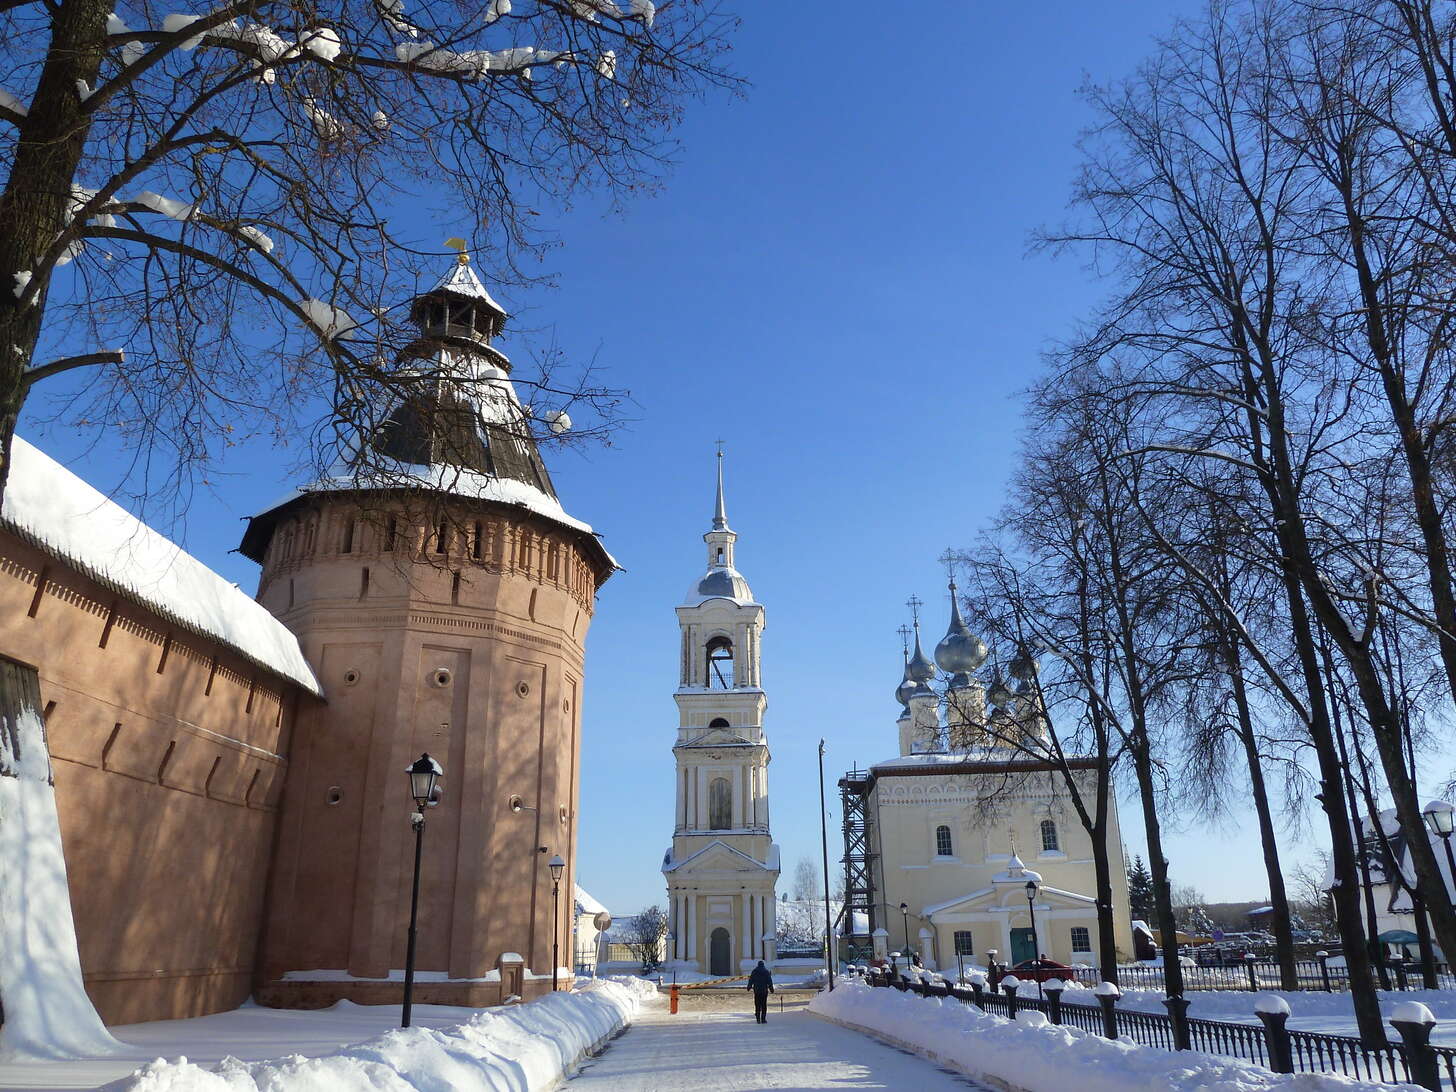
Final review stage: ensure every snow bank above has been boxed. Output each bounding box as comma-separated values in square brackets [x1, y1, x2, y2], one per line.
[0, 698, 119, 1062]
[0, 437, 320, 695]
[809, 981, 1423, 1092]
[101, 980, 643, 1091]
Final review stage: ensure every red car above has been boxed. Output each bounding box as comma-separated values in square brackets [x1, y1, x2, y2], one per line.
[1010, 958, 1084, 983]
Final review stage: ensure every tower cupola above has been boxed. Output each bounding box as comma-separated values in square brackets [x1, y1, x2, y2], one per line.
[934, 579, 987, 689]
[408, 245, 509, 349]
[688, 451, 754, 605]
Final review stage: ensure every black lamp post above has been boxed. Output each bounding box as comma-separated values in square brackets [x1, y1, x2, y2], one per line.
[1423, 801, 1456, 978]
[900, 902, 910, 957]
[548, 854, 566, 991]
[402, 752, 442, 1028]
[1025, 879, 1042, 998]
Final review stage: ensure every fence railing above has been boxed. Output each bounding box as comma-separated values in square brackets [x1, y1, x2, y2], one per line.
[1112, 958, 1456, 993]
[857, 966, 1456, 1090]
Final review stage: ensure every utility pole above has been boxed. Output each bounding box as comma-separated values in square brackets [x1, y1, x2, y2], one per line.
[818, 739, 835, 990]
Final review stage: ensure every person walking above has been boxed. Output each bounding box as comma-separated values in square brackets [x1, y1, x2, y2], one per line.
[747, 959, 774, 1023]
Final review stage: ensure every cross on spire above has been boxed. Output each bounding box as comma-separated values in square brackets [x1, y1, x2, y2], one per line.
[897, 624, 911, 659]
[906, 594, 923, 627]
[711, 445, 729, 532]
[939, 549, 958, 587]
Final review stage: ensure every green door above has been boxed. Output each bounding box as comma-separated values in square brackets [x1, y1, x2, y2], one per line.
[1010, 927, 1037, 965]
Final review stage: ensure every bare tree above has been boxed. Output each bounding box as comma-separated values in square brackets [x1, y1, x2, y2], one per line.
[792, 856, 819, 903]
[0, 0, 738, 501]
[623, 904, 667, 974]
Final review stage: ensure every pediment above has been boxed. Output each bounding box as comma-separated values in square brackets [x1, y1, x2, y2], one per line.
[682, 728, 753, 749]
[664, 840, 773, 875]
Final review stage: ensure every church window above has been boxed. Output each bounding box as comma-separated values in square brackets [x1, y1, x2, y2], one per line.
[1040, 819, 1059, 853]
[708, 777, 732, 830]
[341, 519, 354, 554]
[954, 930, 974, 955]
[472, 521, 484, 560]
[1071, 927, 1091, 953]
[436, 521, 448, 554]
[935, 825, 953, 857]
[706, 637, 734, 688]
[709, 717, 730, 729]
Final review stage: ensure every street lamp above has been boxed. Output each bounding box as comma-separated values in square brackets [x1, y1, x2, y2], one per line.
[402, 752, 442, 1028]
[900, 902, 911, 957]
[548, 854, 566, 992]
[1423, 800, 1456, 888]
[1025, 879, 1042, 998]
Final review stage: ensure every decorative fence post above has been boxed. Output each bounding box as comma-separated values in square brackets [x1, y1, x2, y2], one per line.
[1000, 974, 1021, 1020]
[1316, 951, 1331, 993]
[1245, 953, 1259, 993]
[1254, 995, 1293, 1074]
[1390, 1002, 1441, 1092]
[1044, 978, 1065, 1026]
[1094, 980, 1120, 1040]
[1163, 995, 1191, 1051]
[967, 970, 986, 1011]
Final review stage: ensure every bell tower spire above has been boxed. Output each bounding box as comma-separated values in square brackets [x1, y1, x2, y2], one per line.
[713, 442, 729, 531]
[704, 447, 738, 573]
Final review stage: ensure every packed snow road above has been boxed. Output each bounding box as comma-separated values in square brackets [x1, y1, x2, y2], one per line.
[568, 1001, 991, 1090]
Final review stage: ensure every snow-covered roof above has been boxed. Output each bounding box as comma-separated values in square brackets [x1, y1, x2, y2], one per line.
[429, 257, 506, 314]
[2, 436, 322, 696]
[574, 884, 608, 916]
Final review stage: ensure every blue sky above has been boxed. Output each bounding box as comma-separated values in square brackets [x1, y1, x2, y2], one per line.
[27, 0, 1357, 914]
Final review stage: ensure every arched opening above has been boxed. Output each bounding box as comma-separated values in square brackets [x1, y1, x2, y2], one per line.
[709, 927, 732, 976]
[1040, 819, 1059, 853]
[706, 636, 734, 688]
[708, 717, 730, 729]
[935, 824, 953, 857]
[708, 777, 732, 830]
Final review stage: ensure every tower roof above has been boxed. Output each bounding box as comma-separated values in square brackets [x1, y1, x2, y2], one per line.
[240, 253, 612, 572]
[712, 448, 729, 531]
[686, 449, 754, 605]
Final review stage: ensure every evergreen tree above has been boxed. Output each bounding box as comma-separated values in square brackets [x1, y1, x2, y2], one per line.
[1127, 855, 1154, 922]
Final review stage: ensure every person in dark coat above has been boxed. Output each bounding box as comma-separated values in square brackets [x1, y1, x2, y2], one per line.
[746, 960, 774, 1023]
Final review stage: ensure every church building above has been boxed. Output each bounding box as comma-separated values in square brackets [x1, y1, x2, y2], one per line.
[840, 586, 1133, 972]
[662, 455, 779, 975]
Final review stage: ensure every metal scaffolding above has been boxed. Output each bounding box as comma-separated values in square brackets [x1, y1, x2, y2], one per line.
[838, 765, 876, 960]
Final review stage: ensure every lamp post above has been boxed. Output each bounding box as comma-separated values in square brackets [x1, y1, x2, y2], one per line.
[548, 854, 566, 992]
[818, 739, 835, 990]
[900, 902, 910, 957]
[1026, 879, 1042, 998]
[402, 752, 442, 1028]
[1423, 800, 1456, 884]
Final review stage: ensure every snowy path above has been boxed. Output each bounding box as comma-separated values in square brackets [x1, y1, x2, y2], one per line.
[567, 1003, 991, 1090]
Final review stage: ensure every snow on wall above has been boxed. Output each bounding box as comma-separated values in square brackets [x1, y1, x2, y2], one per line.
[103, 978, 645, 1091]
[0, 698, 119, 1062]
[1, 436, 321, 695]
[809, 980, 1424, 1092]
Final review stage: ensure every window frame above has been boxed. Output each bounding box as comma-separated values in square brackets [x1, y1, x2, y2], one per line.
[1040, 818, 1060, 853]
[954, 930, 974, 955]
[708, 776, 732, 830]
[1070, 926, 1092, 954]
[934, 824, 953, 858]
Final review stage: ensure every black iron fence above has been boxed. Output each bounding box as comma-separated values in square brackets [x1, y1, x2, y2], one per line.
[1113, 958, 1456, 994]
[857, 966, 1456, 1090]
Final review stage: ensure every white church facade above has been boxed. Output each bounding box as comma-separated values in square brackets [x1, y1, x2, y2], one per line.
[841, 588, 1134, 971]
[662, 455, 780, 975]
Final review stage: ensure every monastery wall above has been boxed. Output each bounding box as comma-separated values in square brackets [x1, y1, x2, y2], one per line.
[0, 529, 311, 1026]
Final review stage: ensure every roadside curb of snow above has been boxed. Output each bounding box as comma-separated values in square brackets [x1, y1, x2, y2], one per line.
[808, 981, 1426, 1092]
[99, 977, 655, 1092]
[807, 1010, 1031, 1092]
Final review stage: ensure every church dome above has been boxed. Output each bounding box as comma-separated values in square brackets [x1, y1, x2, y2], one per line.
[688, 565, 754, 604]
[906, 623, 936, 684]
[895, 657, 916, 708]
[934, 582, 987, 675]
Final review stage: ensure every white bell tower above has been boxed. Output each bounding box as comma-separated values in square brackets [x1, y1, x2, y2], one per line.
[663, 452, 779, 974]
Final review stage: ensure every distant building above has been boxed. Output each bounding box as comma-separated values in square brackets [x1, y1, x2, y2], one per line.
[661, 455, 779, 975]
[839, 587, 1133, 971]
[1360, 808, 1456, 962]
[573, 886, 612, 975]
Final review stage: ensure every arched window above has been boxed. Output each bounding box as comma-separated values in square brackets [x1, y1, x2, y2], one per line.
[706, 637, 734, 689]
[708, 777, 732, 830]
[935, 825, 953, 857]
[708, 717, 730, 729]
[1040, 819, 1059, 853]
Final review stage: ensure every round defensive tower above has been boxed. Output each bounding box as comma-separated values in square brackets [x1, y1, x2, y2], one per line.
[240, 253, 614, 1008]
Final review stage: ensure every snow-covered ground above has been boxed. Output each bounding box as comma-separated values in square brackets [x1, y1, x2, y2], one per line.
[0, 978, 654, 1091]
[811, 979, 1426, 1092]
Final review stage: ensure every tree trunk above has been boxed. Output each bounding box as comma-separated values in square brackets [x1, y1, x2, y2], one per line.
[1128, 734, 1184, 997]
[0, 0, 112, 495]
[1226, 640, 1298, 990]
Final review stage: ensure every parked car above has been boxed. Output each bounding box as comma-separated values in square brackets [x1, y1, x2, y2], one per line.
[1010, 958, 1084, 983]
[1194, 946, 1256, 967]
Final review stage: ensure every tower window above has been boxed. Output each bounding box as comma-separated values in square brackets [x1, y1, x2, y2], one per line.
[436, 520, 448, 554]
[1040, 819, 1059, 853]
[708, 717, 730, 729]
[708, 777, 732, 830]
[706, 636, 734, 689]
[935, 824, 953, 857]
[472, 521, 483, 560]
[341, 519, 354, 554]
